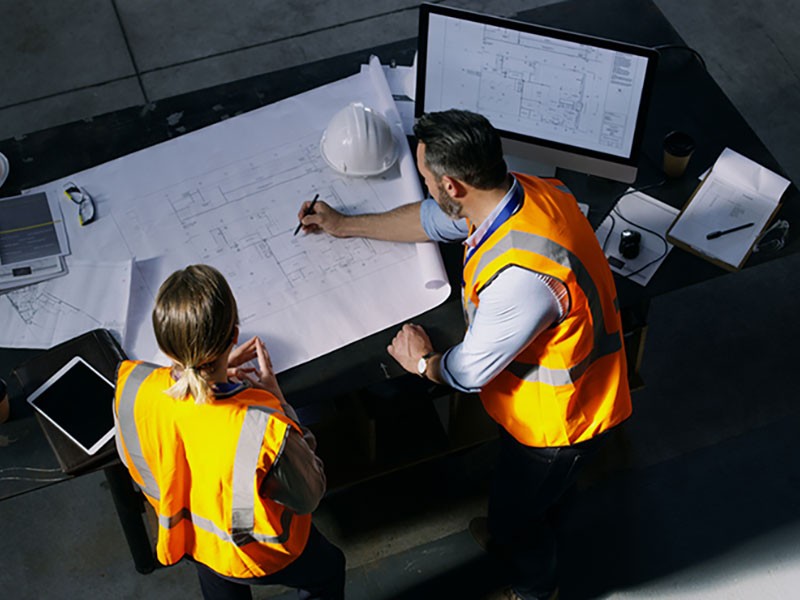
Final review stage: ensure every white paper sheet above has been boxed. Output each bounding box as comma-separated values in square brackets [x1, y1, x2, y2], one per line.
[667, 148, 790, 269]
[596, 190, 679, 286]
[26, 58, 450, 372]
[0, 259, 131, 348]
[377, 63, 416, 135]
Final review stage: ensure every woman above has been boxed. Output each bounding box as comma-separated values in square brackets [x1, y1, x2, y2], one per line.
[114, 264, 344, 599]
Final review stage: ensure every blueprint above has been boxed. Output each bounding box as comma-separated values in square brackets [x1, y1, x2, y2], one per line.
[424, 15, 649, 158]
[25, 58, 450, 372]
[0, 259, 131, 348]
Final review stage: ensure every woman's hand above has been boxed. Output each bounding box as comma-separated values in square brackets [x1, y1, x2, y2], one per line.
[239, 337, 286, 403]
[227, 336, 258, 381]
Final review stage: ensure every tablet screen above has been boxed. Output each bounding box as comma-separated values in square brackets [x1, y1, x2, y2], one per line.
[27, 356, 115, 455]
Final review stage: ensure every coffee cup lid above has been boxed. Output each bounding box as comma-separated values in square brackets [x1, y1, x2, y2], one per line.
[664, 131, 695, 156]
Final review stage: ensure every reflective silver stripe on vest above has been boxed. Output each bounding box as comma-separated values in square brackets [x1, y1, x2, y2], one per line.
[230, 405, 292, 546]
[117, 362, 161, 500]
[113, 411, 129, 469]
[158, 505, 293, 546]
[469, 230, 621, 386]
[507, 328, 621, 387]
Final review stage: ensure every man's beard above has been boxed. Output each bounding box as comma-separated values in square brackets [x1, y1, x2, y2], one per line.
[436, 181, 463, 219]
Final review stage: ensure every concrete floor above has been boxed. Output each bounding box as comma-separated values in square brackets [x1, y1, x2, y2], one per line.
[1, 0, 799, 598]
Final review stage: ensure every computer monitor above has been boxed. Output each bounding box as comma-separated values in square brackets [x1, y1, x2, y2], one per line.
[416, 4, 659, 183]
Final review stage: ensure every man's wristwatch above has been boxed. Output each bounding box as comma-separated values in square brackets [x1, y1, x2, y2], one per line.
[416, 351, 437, 378]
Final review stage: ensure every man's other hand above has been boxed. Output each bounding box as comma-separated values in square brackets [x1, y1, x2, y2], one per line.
[387, 323, 434, 375]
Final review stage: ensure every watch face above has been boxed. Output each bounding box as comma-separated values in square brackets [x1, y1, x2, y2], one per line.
[417, 357, 427, 375]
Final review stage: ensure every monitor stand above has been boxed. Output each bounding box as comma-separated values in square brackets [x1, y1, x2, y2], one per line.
[504, 152, 557, 178]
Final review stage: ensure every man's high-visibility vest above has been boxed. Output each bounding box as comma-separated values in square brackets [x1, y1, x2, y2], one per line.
[114, 361, 312, 577]
[462, 174, 632, 447]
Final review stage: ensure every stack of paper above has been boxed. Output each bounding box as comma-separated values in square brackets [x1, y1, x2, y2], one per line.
[667, 148, 790, 270]
[0, 191, 70, 293]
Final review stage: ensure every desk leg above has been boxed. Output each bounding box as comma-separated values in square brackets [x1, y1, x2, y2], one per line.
[622, 300, 650, 391]
[104, 463, 156, 574]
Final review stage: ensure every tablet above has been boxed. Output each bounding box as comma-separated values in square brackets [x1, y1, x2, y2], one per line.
[26, 356, 116, 455]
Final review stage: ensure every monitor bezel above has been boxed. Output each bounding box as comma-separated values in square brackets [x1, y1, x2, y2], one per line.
[415, 3, 660, 178]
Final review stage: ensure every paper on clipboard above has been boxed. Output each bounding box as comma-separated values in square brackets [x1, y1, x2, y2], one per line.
[667, 148, 790, 270]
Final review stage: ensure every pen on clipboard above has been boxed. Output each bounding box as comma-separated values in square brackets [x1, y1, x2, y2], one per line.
[293, 193, 320, 236]
[706, 222, 754, 240]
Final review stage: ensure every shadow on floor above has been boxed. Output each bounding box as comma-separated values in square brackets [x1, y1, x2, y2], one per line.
[559, 412, 800, 599]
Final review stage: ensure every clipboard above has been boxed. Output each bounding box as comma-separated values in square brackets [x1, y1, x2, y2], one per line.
[666, 148, 789, 271]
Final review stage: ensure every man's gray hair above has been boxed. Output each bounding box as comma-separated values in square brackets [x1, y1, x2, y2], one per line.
[413, 109, 508, 190]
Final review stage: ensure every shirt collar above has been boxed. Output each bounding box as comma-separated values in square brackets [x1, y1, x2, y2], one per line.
[212, 380, 249, 399]
[465, 175, 521, 249]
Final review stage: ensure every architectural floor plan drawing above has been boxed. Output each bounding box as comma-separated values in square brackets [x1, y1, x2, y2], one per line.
[115, 130, 415, 318]
[0, 260, 131, 349]
[24, 59, 450, 372]
[426, 19, 647, 157]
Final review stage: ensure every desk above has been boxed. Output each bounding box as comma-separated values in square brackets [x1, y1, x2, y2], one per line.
[0, 0, 796, 573]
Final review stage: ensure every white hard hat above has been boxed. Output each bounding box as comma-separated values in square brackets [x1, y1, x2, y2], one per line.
[320, 102, 398, 176]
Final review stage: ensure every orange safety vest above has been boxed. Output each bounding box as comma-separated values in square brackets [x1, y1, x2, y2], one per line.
[114, 361, 312, 578]
[462, 174, 632, 447]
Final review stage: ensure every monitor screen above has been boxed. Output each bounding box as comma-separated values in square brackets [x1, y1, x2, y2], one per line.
[416, 4, 658, 183]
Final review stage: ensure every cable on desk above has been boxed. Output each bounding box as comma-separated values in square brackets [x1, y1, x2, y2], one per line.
[603, 180, 669, 279]
[0, 476, 69, 482]
[653, 44, 708, 71]
[602, 180, 665, 251]
[0, 466, 68, 483]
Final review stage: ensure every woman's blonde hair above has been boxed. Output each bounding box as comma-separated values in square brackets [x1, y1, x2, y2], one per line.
[152, 264, 238, 404]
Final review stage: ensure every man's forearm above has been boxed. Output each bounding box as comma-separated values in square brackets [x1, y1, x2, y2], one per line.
[338, 201, 429, 242]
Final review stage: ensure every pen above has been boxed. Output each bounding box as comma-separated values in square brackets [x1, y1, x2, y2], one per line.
[706, 222, 754, 240]
[293, 193, 320, 236]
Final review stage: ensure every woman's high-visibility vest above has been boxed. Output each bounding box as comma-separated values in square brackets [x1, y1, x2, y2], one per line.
[114, 361, 312, 578]
[463, 174, 632, 447]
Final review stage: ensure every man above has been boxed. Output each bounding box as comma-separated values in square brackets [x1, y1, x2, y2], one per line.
[299, 109, 632, 600]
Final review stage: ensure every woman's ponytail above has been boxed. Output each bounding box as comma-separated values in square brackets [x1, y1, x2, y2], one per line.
[166, 365, 215, 404]
[153, 265, 239, 405]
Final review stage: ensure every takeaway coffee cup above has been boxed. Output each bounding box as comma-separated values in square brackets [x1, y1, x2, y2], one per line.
[0, 378, 8, 424]
[663, 131, 695, 178]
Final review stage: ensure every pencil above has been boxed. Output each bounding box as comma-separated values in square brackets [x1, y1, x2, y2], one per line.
[293, 193, 320, 236]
